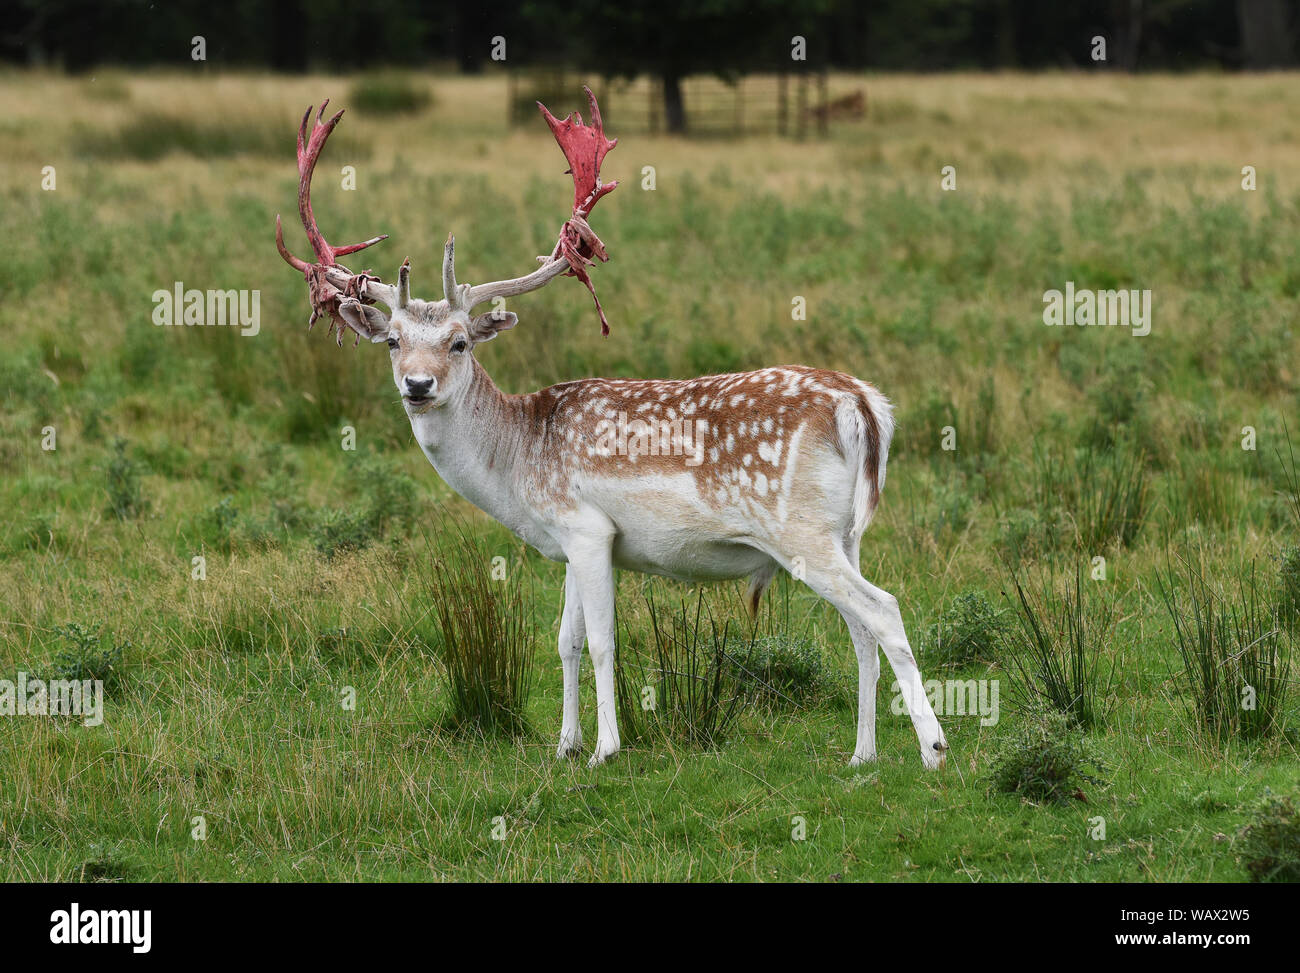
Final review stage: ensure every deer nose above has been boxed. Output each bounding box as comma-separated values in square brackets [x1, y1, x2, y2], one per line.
[405, 376, 434, 398]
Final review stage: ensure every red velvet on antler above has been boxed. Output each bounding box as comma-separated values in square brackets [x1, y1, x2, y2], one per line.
[279, 88, 619, 343]
[275, 101, 387, 344]
[537, 86, 619, 335]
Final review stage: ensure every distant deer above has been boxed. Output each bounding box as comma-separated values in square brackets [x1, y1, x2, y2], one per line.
[276, 89, 947, 769]
[806, 89, 867, 123]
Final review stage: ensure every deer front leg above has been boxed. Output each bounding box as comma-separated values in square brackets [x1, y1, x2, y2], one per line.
[563, 530, 621, 767]
[556, 564, 585, 759]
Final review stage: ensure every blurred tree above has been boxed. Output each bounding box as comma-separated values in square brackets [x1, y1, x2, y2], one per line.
[522, 0, 834, 133]
[1237, 0, 1295, 68]
[0, 0, 1293, 77]
[270, 0, 308, 73]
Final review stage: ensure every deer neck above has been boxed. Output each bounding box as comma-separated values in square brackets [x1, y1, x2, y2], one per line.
[406, 357, 542, 541]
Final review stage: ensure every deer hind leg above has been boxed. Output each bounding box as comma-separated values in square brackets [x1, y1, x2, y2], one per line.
[556, 564, 586, 759]
[839, 609, 882, 766]
[563, 529, 621, 767]
[797, 542, 947, 769]
[838, 536, 880, 765]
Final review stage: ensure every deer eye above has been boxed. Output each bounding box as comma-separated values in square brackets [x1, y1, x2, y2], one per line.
[451, 338, 468, 354]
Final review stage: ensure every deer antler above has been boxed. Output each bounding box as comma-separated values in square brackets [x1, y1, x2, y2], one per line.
[278, 88, 618, 341]
[275, 101, 391, 344]
[455, 85, 619, 334]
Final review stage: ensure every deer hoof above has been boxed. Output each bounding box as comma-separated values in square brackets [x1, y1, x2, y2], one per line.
[586, 742, 620, 769]
[922, 738, 949, 770]
[555, 731, 583, 760]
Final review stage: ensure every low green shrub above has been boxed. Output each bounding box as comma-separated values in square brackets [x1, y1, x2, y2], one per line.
[309, 454, 421, 557]
[348, 74, 433, 115]
[921, 590, 1007, 668]
[728, 634, 846, 708]
[48, 622, 126, 695]
[105, 438, 149, 520]
[988, 708, 1106, 804]
[1236, 789, 1300, 883]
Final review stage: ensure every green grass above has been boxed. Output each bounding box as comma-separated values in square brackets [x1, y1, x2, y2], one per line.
[423, 525, 536, 736]
[615, 590, 752, 748]
[1159, 558, 1293, 745]
[1002, 566, 1118, 730]
[1, 70, 1298, 882]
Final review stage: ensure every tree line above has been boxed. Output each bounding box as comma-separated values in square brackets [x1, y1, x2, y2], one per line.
[5, 0, 1295, 132]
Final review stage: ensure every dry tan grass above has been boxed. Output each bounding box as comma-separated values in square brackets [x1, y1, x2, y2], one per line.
[5, 69, 1298, 201]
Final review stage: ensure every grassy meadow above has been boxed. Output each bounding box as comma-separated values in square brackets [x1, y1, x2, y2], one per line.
[1, 68, 1298, 882]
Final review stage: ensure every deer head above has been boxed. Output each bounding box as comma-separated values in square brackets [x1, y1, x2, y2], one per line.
[275, 87, 618, 411]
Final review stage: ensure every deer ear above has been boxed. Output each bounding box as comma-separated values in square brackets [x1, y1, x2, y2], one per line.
[468, 309, 518, 344]
[337, 299, 391, 342]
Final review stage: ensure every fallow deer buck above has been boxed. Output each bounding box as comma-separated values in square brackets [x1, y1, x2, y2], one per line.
[276, 89, 948, 769]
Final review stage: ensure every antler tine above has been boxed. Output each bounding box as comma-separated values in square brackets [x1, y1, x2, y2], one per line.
[443, 234, 457, 303]
[275, 100, 394, 344]
[398, 257, 411, 309]
[463, 258, 574, 309]
[461, 85, 618, 334]
[276, 102, 389, 273]
[441, 231, 473, 308]
[275, 214, 309, 273]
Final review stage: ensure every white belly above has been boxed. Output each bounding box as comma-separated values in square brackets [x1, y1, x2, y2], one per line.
[610, 529, 772, 581]
[570, 472, 779, 581]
